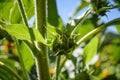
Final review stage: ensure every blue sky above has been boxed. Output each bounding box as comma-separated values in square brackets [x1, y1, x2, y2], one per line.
[56, 0, 80, 23]
[56, 0, 120, 33]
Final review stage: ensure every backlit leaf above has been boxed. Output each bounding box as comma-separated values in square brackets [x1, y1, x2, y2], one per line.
[0, 0, 14, 21]
[22, 0, 34, 19]
[20, 41, 34, 72]
[116, 25, 120, 33]
[83, 36, 98, 65]
[48, 0, 63, 28]
[4, 24, 30, 40]
[32, 28, 47, 44]
[4, 24, 47, 44]
[77, 20, 94, 40]
[10, 3, 22, 24]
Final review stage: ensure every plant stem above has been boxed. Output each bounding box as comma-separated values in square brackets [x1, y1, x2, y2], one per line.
[58, 57, 67, 73]
[98, 5, 120, 13]
[55, 56, 61, 80]
[17, 0, 36, 42]
[17, 0, 29, 27]
[77, 18, 120, 45]
[34, 0, 51, 80]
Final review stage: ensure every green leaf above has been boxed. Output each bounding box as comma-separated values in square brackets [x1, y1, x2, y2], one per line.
[0, 58, 20, 80]
[48, 0, 63, 28]
[47, 23, 58, 39]
[0, 0, 14, 21]
[0, 62, 22, 80]
[0, 67, 12, 80]
[10, 3, 22, 24]
[20, 41, 34, 72]
[77, 20, 94, 40]
[116, 24, 120, 33]
[111, 38, 120, 63]
[0, 58, 18, 71]
[22, 0, 34, 19]
[4, 24, 47, 44]
[47, 0, 63, 42]
[32, 28, 47, 44]
[83, 36, 98, 65]
[4, 24, 30, 40]
[9, 0, 34, 24]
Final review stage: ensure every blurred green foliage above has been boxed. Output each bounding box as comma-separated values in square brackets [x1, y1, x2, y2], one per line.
[0, 0, 120, 80]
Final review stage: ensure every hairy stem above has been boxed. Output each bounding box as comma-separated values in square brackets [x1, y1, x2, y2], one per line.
[55, 56, 61, 80]
[34, 0, 51, 80]
[58, 57, 67, 73]
[17, 0, 29, 27]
